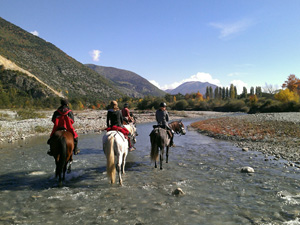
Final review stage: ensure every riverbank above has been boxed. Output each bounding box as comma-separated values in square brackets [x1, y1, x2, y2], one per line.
[191, 112, 300, 166]
[0, 109, 227, 144]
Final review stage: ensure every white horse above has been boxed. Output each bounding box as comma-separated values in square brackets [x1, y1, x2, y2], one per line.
[102, 124, 136, 185]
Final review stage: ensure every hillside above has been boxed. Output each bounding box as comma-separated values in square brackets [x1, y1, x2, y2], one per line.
[166, 81, 218, 95]
[86, 64, 166, 97]
[0, 17, 122, 103]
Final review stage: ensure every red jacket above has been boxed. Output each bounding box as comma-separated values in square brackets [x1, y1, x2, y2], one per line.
[50, 109, 78, 138]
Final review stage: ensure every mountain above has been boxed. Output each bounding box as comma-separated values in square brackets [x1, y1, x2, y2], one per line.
[0, 17, 122, 102]
[166, 81, 218, 95]
[86, 64, 166, 97]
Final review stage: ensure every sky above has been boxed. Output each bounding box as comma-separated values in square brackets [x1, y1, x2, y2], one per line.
[1, 0, 300, 94]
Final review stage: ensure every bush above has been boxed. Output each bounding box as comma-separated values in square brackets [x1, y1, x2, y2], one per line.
[174, 100, 189, 110]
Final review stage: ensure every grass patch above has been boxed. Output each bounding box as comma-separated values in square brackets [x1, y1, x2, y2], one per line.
[16, 109, 46, 120]
[34, 126, 48, 133]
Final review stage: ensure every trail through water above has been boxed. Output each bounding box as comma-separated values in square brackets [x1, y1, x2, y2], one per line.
[0, 118, 299, 224]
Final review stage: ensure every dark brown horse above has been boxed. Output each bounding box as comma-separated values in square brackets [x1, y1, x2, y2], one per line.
[150, 120, 186, 169]
[49, 129, 74, 186]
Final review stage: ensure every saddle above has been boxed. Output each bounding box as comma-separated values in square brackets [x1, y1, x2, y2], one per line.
[151, 125, 172, 138]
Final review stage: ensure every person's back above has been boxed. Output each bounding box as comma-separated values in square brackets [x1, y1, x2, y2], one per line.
[47, 99, 80, 155]
[122, 103, 133, 124]
[107, 101, 123, 127]
[155, 102, 174, 146]
[156, 102, 169, 126]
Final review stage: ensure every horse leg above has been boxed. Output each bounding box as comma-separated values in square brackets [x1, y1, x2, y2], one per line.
[63, 164, 67, 181]
[117, 155, 123, 186]
[160, 148, 163, 170]
[166, 146, 169, 163]
[67, 161, 72, 174]
[121, 153, 126, 174]
[155, 160, 157, 168]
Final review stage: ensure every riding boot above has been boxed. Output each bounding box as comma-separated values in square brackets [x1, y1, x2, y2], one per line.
[47, 136, 54, 156]
[73, 137, 80, 155]
[128, 137, 135, 151]
[170, 134, 175, 147]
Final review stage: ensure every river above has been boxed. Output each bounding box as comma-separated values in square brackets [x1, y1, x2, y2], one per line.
[0, 118, 299, 225]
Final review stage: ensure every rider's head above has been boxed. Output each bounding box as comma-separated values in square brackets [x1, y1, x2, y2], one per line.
[159, 102, 167, 109]
[61, 99, 69, 106]
[110, 100, 119, 111]
[124, 103, 129, 108]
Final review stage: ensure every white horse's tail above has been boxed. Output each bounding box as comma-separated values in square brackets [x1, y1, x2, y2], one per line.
[106, 135, 116, 184]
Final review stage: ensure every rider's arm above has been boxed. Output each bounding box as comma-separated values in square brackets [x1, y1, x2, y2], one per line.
[165, 111, 169, 122]
[68, 111, 75, 123]
[106, 111, 110, 127]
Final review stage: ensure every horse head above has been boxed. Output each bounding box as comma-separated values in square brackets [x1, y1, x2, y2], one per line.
[124, 123, 137, 143]
[170, 120, 186, 135]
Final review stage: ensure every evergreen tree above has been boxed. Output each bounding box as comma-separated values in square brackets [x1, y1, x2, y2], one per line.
[250, 87, 255, 95]
[225, 87, 229, 99]
[230, 84, 235, 99]
[205, 86, 209, 99]
[241, 87, 248, 98]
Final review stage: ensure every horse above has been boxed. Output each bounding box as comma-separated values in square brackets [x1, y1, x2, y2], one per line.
[150, 120, 186, 170]
[49, 129, 74, 186]
[102, 124, 136, 185]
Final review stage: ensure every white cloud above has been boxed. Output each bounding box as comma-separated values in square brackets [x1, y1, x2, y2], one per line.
[149, 80, 161, 89]
[30, 30, 39, 36]
[230, 80, 248, 94]
[209, 19, 253, 39]
[89, 50, 101, 62]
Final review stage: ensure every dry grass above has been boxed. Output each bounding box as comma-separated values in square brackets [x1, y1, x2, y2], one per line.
[191, 117, 300, 142]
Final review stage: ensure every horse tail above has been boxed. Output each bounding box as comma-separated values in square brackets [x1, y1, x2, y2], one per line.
[150, 130, 159, 162]
[106, 135, 116, 184]
[56, 136, 67, 178]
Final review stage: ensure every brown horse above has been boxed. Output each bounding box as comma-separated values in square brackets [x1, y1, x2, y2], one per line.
[49, 129, 74, 186]
[150, 120, 186, 169]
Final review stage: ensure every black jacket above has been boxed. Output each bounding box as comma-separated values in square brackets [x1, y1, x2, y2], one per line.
[107, 109, 123, 127]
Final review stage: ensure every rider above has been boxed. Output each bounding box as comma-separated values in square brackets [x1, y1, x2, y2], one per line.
[47, 99, 80, 155]
[107, 101, 135, 151]
[121, 103, 134, 124]
[156, 102, 174, 147]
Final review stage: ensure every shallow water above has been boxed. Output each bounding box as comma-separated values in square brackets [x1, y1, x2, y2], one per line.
[0, 118, 299, 225]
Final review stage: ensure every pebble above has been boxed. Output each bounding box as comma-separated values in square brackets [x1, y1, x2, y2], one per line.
[241, 166, 255, 173]
[172, 188, 185, 196]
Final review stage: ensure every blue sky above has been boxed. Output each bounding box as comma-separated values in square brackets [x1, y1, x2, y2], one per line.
[1, 0, 300, 94]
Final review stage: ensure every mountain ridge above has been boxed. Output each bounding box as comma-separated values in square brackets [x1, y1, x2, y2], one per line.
[166, 81, 218, 95]
[86, 64, 166, 97]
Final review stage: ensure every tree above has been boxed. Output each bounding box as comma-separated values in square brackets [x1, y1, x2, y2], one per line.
[282, 74, 300, 94]
[241, 87, 248, 98]
[255, 86, 262, 97]
[250, 87, 254, 95]
[275, 89, 299, 102]
[263, 82, 279, 94]
[229, 84, 236, 99]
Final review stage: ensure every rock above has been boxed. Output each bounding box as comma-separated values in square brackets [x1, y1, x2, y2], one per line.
[172, 188, 185, 196]
[241, 166, 255, 173]
[242, 147, 249, 152]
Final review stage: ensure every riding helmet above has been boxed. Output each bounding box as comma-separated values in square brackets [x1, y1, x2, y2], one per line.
[160, 102, 167, 107]
[124, 103, 129, 107]
[61, 99, 69, 106]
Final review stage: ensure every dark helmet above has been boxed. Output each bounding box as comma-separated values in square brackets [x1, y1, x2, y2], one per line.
[61, 99, 69, 106]
[124, 103, 129, 107]
[160, 102, 167, 107]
